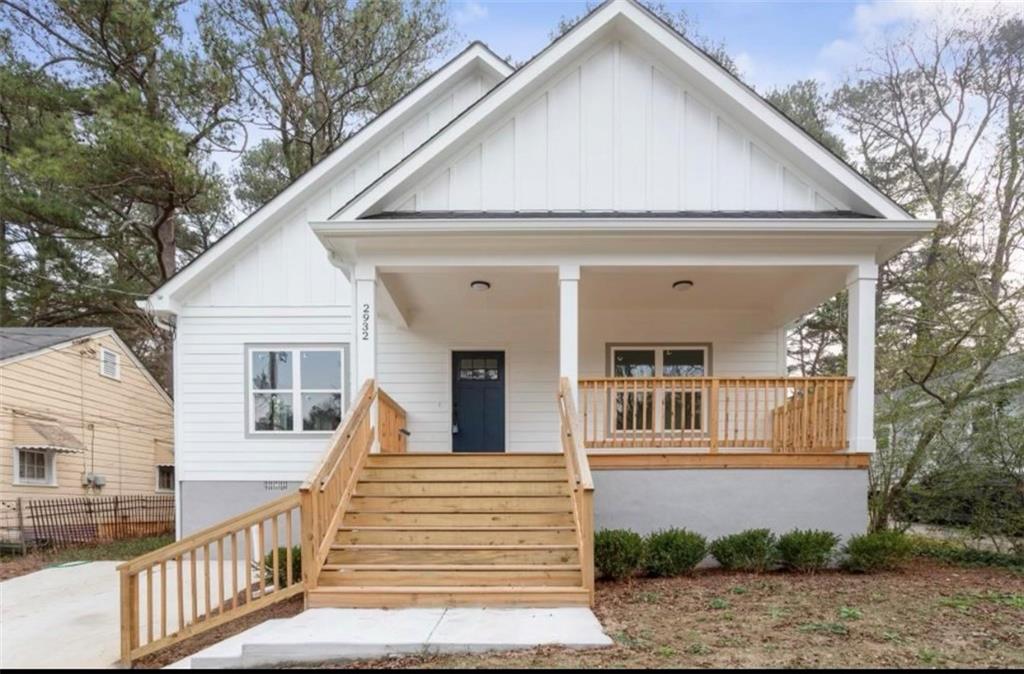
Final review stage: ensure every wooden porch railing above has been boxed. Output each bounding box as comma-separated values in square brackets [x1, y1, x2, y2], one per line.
[120, 379, 407, 665]
[117, 493, 303, 664]
[578, 377, 851, 452]
[300, 379, 378, 591]
[557, 378, 595, 600]
[377, 389, 409, 454]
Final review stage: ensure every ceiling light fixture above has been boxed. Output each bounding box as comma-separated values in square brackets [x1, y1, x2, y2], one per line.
[470, 280, 491, 291]
[672, 280, 694, 292]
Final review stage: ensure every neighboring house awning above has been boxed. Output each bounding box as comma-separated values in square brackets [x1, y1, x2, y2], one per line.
[13, 417, 86, 454]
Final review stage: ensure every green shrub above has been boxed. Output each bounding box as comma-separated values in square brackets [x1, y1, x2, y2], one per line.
[710, 529, 778, 572]
[909, 535, 1024, 571]
[644, 528, 708, 577]
[594, 529, 645, 580]
[263, 545, 302, 586]
[842, 531, 912, 573]
[777, 529, 840, 573]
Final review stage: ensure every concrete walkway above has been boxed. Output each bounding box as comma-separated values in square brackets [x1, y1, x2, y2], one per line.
[1, 559, 246, 669]
[169, 607, 613, 669]
[1, 561, 123, 669]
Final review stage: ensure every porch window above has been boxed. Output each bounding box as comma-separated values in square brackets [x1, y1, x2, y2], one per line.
[610, 346, 708, 433]
[247, 346, 347, 434]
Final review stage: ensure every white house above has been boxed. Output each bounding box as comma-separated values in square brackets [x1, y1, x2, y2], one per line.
[138, 0, 933, 613]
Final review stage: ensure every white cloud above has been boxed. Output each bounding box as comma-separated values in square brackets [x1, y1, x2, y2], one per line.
[733, 51, 755, 81]
[816, 0, 1010, 84]
[453, 0, 489, 26]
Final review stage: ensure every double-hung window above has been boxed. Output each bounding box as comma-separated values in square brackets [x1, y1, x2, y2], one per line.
[15, 448, 54, 485]
[247, 346, 347, 434]
[610, 345, 708, 434]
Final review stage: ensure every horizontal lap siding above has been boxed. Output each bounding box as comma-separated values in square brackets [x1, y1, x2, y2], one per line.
[581, 309, 783, 376]
[377, 311, 560, 453]
[0, 334, 173, 497]
[176, 313, 351, 482]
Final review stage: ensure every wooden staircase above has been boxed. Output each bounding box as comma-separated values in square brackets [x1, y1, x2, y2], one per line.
[307, 452, 591, 607]
[117, 379, 592, 665]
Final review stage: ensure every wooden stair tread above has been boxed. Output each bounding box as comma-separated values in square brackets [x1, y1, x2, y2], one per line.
[309, 585, 587, 594]
[322, 563, 581, 571]
[337, 526, 575, 531]
[333, 540, 581, 544]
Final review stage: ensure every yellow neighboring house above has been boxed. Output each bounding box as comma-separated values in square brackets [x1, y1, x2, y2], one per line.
[0, 327, 174, 497]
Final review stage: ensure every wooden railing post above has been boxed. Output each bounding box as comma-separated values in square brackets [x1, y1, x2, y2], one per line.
[299, 489, 317, 594]
[580, 489, 594, 601]
[708, 378, 720, 453]
[119, 567, 139, 665]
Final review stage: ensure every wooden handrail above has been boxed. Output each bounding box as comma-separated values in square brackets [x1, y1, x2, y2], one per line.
[300, 379, 378, 590]
[120, 378, 406, 665]
[118, 493, 303, 664]
[558, 377, 594, 601]
[578, 376, 852, 452]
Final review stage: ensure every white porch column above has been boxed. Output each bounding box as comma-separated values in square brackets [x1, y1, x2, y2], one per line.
[353, 263, 377, 386]
[559, 265, 580, 402]
[846, 264, 877, 453]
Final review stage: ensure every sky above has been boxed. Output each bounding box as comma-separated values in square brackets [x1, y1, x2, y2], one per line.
[445, 0, 1007, 91]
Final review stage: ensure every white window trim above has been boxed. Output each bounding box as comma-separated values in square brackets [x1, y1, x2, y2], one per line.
[245, 344, 349, 436]
[155, 464, 175, 493]
[13, 448, 58, 487]
[99, 346, 121, 380]
[608, 344, 710, 436]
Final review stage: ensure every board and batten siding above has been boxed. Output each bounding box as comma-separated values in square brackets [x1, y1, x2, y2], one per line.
[385, 40, 848, 214]
[175, 70, 500, 481]
[0, 333, 173, 497]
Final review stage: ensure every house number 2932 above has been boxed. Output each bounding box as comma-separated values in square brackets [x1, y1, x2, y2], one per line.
[361, 303, 371, 341]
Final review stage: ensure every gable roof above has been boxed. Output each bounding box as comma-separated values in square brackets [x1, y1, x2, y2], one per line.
[0, 327, 173, 406]
[332, 0, 913, 222]
[145, 41, 512, 313]
[0, 327, 106, 361]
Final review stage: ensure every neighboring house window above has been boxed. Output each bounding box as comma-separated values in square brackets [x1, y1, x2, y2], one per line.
[247, 346, 347, 434]
[609, 345, 709, 433]
[14, 448, 55, 485]
[99, 347, 121, 379]
[156, 465, 175, 492]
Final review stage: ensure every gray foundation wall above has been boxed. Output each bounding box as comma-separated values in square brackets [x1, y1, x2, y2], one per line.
[181, 470, 869, 544]
[180, 480, 302, 541]
[593, 469, 869, 540]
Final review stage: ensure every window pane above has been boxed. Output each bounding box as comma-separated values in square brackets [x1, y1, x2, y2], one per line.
[301, 351, 341, 389]
[665, 391, 703, 431]
[252, 351, 292, 390]
[615, 391, 653, 431]
[614, 350, 656, 378]
[158, 466, 175, 490]
[254, 393, 294, 430]
[664, 349, 705, 376]
[302, 393, 342, 431]
[19, 450, 46, 481]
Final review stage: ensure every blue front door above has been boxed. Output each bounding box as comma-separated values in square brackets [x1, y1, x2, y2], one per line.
[452, 351, 505, 453]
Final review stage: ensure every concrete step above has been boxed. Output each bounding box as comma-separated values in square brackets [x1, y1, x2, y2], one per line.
[171, 607, 612, 669]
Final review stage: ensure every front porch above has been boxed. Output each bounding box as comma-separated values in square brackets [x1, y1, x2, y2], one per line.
[341, 261, 878, 463]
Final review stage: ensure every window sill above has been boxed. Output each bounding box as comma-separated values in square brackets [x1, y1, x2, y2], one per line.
[12, 481, 59, 488]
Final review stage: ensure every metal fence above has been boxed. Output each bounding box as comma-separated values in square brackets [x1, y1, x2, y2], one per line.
[0, 494, 174, 552]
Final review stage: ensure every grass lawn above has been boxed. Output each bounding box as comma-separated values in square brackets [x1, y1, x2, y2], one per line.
[306, 560, 1024, 669]
[0, 535, 173, 581]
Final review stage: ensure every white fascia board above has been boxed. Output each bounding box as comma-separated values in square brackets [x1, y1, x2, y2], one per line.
[144, 43, 512, 314]
[312, 217, 935, 265]
[334, 0, 913, 223]
[313, 217, 933, 235]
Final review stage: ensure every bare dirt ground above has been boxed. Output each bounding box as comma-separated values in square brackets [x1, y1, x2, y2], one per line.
[0, 535, 172, 582]
[301, 561, 1024, 669]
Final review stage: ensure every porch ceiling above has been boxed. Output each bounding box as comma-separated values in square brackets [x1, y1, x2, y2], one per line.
[379, 265, 848, 325]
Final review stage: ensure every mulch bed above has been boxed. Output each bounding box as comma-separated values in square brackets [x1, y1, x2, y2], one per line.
[292, 561, 1024, 669]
